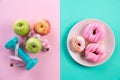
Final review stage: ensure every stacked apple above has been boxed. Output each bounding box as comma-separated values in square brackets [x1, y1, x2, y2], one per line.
[13, 19, 50, 54]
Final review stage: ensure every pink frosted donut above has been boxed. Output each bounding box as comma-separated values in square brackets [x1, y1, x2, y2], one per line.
[83, 22, 105, 42]
[85, 43, 106, 63]
[72, 36, 85, 53]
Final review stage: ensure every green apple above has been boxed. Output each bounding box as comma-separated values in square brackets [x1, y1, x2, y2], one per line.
[25, 37, 42, 53]
[13, 20, 30, 36]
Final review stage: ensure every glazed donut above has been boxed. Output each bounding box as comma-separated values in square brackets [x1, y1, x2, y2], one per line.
[83, 22, 105, 42]
[72, 36, 85, 53]
[85, 43, 106, 63]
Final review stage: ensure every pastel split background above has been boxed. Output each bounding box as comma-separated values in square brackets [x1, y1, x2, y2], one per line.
[0, 0, 120, 80]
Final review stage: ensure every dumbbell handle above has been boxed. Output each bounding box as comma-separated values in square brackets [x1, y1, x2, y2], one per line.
[15, 47, 31, 64]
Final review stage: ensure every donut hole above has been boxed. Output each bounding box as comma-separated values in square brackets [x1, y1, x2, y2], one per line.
[77, 43, 81, 46]
[93, 29, 96, 35]
[93, 51, 98, 55]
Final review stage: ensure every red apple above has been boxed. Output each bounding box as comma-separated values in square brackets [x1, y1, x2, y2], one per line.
[33, 19, 50, 35]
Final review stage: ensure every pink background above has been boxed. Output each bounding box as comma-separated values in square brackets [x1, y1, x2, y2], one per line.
[0, 0, 60, 80]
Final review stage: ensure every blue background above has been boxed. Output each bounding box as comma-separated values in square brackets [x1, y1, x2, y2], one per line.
[60, 0, 120, 80]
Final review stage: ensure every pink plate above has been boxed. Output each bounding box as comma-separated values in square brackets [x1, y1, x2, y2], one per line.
[67, 18, 115, 67]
